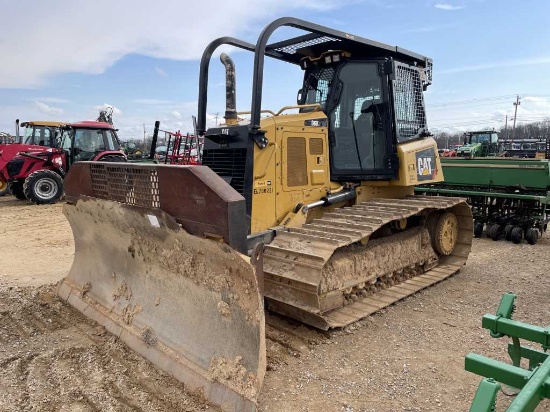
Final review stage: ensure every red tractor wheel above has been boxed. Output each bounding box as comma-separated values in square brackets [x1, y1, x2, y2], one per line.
[23, 170, 64, 205]
[8, 181, 27, 200]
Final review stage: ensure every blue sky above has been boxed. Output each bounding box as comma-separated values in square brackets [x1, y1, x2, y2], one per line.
[1, 0, 549, 140]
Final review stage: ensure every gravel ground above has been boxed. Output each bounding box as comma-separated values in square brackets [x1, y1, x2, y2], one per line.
[1, 195, 549, 411]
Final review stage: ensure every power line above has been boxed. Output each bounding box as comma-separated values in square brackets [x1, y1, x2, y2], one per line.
[428, 94, 516, 107]
[427, 93, 550, 107]
[427, 101, 514, 111]
[428, 115, 550, 126]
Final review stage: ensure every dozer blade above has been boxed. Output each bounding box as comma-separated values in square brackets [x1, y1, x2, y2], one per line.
[57, 162, 265, 412]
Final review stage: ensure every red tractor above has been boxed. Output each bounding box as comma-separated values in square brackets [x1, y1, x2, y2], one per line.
[0, 120, 67, 196]
[2, 120, 126, 204]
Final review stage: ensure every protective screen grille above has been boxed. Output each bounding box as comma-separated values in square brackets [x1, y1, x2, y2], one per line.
[273, 36, 339, 55]
[393, 63, 426, 142]
[303, 66, 335, 106]
[309, 138, 324, 155]
[287, 137, 308, 187]
[89, 163, 160, 208]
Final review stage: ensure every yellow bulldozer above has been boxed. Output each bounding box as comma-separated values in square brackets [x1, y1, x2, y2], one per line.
[57, 17, 473, 411]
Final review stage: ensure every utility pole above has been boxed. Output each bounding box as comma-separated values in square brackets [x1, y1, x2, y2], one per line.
[504, 115, 508, 140]
[512, 95, 521, 139]
[214, 112, 219, 126]
[143, 123, 146, 147]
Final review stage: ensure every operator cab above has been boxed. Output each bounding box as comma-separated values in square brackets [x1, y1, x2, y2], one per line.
[20, 122, 66, 147]
[298, 51, 427, 180]
[60, 121, 122, 166]
[467, 131, 499, 156]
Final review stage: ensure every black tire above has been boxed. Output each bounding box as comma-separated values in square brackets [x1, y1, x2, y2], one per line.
[504, 224, 514, 241]
[526, 228, 539, 245]
[473, 221, 484, 238]
[98, 155, 127, 162]
[485, 223, 494, 238]
[511, 227, 523, 244]
[490, 224, 503, 241]
[23, 170, 64, 205]
[8, 181, 27, 200]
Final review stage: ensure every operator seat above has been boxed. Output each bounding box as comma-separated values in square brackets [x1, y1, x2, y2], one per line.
[354, 100, 375, 169]
[355, 100, 387, 170]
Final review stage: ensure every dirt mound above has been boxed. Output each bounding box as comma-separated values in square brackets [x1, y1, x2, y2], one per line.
[0, 283, 217, 412]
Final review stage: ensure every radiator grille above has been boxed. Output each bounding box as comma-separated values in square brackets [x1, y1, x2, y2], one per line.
[202, 148, 247, 195]
[309, 138, 324, 155]
[287, 137, 308, 187]
[89, 163, 160, 208]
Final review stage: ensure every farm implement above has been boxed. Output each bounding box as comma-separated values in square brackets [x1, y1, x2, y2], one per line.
[417, 156, 550, 244]
[466, 292, 550, 411]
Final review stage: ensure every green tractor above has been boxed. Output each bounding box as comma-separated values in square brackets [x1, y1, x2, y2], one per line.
[456, 130, 500, 158]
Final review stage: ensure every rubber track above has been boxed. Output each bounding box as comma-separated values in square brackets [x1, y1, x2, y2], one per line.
[263, 195, 473, 330]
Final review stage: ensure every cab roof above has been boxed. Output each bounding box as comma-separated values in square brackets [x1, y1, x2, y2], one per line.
[69, 121, 114, 129]
[20, 121, 67, 127]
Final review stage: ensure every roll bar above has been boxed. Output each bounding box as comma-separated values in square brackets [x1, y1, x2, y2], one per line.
[197, 17, 432, 137]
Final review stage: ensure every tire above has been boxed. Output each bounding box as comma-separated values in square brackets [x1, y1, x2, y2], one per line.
[504, 224, 514, 241]
[490, 224, 503, 241]
[8, 181, 27, 200]
[511, 227, 523, 244]
[473, 221, 484, 238]
[23, 170, 64, 205]
[485, 223, 494, 238]
[525, 228, 540, 245]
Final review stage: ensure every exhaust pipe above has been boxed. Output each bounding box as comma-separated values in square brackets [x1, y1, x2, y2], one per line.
[15, 119, 20, 143]
[220, 53, 238, 125]
[148, 120, 160, 160]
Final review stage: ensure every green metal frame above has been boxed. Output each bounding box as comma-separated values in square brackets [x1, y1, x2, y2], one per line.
[465, 293, 550, 411]
[417, 186, 550, 203]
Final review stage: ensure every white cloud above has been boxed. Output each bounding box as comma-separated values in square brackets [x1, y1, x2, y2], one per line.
[106, 101, 200, 140]
[399, 24, 456, 34]
[0, 0, 347, 89]
[93, 103, 123, 116]
[131, 99, 174, 105]
[155, 67, 168, 77]
[434, 3, 464, 10]
[34, 101, 64, 116]
[439, 56, 550, 74]
[32, 97, 69, 104]
[523, 96, 550, 109]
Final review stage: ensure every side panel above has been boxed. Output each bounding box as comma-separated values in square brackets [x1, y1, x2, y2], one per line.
[250, 115, 333, 234]
[277, 128, 331, 225]
[392, 137, 444, 186]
